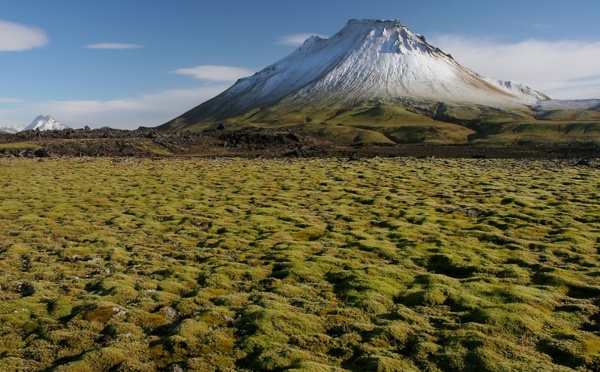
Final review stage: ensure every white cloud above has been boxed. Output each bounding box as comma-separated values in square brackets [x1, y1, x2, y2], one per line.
[0, 86, 229, 130]
[276, 33, 328, 46]
[84, 43, 143, 49]
[429, 35, 600, 99]
[0, 97, 25, 103]
[2, 63, 253, 128]
[171, 65, 255, 82]
[0, 20, 48, 51]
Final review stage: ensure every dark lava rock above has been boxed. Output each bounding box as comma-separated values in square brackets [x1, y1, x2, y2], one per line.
[575, 159, 591, 167]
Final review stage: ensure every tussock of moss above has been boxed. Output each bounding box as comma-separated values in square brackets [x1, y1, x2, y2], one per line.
[0, 157, 598, 370]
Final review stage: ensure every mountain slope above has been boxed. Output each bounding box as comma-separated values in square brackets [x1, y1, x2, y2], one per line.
[21, 115, 70, 132]
[161, 19, 548, 135]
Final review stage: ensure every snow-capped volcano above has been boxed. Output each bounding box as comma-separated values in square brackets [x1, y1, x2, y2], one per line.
[22, 115, 70, 132]
[162, 19, 548, 130]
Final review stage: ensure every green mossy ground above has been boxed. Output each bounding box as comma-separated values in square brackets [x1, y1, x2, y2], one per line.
[0, 157, 598, 371]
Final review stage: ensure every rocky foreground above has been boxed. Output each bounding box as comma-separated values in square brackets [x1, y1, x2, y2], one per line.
[1, 127, 600, 160]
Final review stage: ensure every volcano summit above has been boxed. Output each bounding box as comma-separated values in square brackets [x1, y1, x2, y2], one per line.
[162, 19, 599, 145]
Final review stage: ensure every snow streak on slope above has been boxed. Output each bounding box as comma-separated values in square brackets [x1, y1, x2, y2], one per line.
[22, 115, 70, 131]
[169, 19, 548, 127]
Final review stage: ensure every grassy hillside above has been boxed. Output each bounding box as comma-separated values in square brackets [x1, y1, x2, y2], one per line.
[535, 110, 600, 122]
[164, 100, 600, 145]
[469, 122, 600, 145]
[1, 157, 599, 371]
[318, 105, 476, 144]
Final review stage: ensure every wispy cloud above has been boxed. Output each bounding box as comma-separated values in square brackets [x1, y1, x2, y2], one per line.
[171, 65, 254, 82]
[84, 43, 143, 50]
[0, 97, 26, 103]
[276, 33, 328, 46]
[430, 35, 600, 99]
[0, 20, 48, 51]
[0, 86, 229, 130]
[517, 22, 550, 29]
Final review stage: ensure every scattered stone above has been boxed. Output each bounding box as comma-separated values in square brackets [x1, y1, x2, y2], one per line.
[162, 306, 177, 318]
[169, 364, 184, 372]
[349, 152, 360, 161]
[575, 159, 591, 167]
[33, 148, 50, 157]
[112, 306, 126, 317]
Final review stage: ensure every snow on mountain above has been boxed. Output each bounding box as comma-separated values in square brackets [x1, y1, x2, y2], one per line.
[167, 19, 548, 128]
[21, 115, 70, 132]
[488, 79, 550, 105]
[268, 19, 548, 108]
[0, 125, 22, 133]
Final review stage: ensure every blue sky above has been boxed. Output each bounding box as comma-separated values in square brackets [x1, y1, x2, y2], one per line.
[1, 0, 600, 129]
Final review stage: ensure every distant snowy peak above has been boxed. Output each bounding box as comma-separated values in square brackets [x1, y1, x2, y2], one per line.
[0, 125, 22, 133]
[22, 115, 70, 132]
